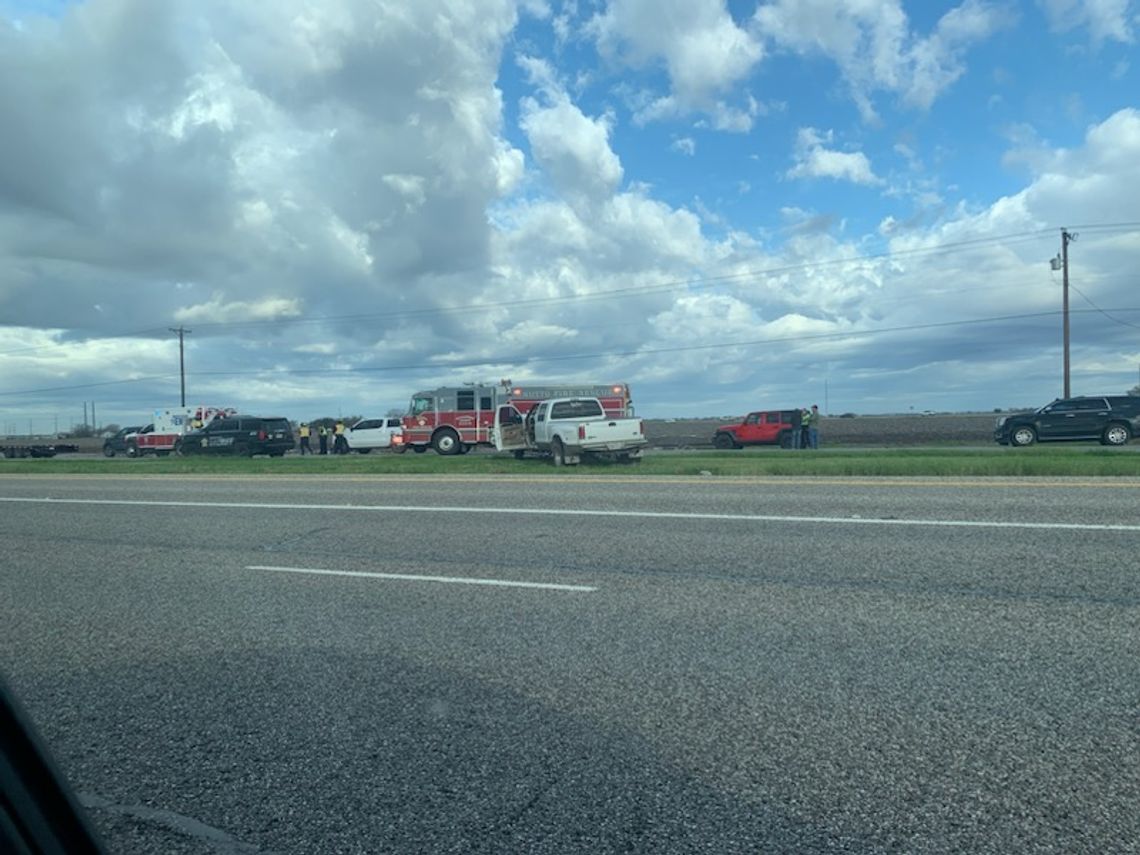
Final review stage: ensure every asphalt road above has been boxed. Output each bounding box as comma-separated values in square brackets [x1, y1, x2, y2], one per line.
[1, 475, 1138, 854]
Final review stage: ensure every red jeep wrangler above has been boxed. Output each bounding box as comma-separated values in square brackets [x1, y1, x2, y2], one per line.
[713, 410, 798, 449]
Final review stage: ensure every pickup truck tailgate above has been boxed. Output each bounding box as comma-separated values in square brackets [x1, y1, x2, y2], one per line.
[578, 418, 646, 448]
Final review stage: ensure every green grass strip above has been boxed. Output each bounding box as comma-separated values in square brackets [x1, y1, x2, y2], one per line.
[3, 447, 1140, 477]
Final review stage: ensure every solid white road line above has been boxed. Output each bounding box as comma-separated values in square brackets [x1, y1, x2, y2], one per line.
[245, 565, 597, 592]
[1, 495, 1138, 532]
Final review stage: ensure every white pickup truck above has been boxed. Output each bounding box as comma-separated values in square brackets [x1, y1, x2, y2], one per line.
[493, 397, 646, 465]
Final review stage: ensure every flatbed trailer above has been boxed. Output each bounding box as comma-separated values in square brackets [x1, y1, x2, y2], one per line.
[1, 443, 80, 459]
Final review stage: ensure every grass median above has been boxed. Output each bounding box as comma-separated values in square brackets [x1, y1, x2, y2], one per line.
[2, 447, 1140, 477]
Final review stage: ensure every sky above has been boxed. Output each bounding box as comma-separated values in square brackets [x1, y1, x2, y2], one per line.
[1, 0, 1139, 431]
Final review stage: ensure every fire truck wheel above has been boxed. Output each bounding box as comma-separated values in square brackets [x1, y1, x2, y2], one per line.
[457, 444, 470, 455]
[173, 440, 184, 456]
[433, 429, 461, 455]
[551, 437, 566, 466]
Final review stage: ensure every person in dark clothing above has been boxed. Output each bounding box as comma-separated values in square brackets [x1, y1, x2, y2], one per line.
[787, 408, 802, 449]
[318, 424, 329, 455]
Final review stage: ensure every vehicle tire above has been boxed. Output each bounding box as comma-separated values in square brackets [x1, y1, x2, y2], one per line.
[270, 451, 285, 457]
[390, 445, 407, 454]
[713, 432, 737, 450]
[778, 431, 792, 449]
[125, 442, 139, 458]
[356, 448, 371, 454]
[412, 445, 427, 454]
[173, 440, 184, 457]
[155, 450, 170, 458]
[103, 445, 115, 458]
[551, 437, 565, 466]
[1009, 426, 1037, 447]
[433, 429, 461, 455]
[1103, 423, 1131, 446]
[513, 450, 525, 460]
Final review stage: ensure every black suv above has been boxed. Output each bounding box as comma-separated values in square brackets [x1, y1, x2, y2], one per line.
[175, 416, 295, 457]
[994, 396, 1139, 447]
[102, 425, 144, 457]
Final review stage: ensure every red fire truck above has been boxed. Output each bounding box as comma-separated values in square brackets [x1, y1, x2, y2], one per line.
[392, 381, 634, 455]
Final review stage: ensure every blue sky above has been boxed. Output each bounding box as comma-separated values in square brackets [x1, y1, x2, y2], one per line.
[1, 0, 1138, 430]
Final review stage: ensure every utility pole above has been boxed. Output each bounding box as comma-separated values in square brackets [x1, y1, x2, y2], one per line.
[1051, 229, 1077, 399]
[83, 401, 88, 430]
[91, 400, 96, 432]
[169, 326, 192, 407]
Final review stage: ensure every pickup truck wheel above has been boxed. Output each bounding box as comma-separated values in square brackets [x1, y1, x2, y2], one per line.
[551, 437, 565, 466]
[1009, 426, 1036, 447]
[103, 446, 116, 457]
[713, 432, 736, 450]
[125, 443, 139, 458]
[433, 429, 461, 455]
[1103, 423, 1130, 446]
[356, 448, 371, 454]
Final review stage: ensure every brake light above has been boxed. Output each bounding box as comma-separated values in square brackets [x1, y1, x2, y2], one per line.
[258, 430, 267, 440]
[578, 425, 586, 441]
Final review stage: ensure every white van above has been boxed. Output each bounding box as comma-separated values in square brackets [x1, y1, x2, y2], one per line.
[345, 417, 403, 452]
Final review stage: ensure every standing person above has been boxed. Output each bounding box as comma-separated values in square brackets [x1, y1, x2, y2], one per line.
[786, 407, 802, 449]
[318, 424, 329, 455]
[334, 419, 348, 454]
[808, 404, 821, 449]
[298, 422, 311, 455]
[800, 407, 811, 450]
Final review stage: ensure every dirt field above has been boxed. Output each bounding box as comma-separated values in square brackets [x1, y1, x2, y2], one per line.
[644, 413, 999, 448]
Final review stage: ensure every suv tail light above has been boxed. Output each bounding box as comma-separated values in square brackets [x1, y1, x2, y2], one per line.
[258, 430, 267, 440]
[578, 425, 586, 441]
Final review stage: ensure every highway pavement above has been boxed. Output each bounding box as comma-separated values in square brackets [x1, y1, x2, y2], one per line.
[1, 474, 1138, 853]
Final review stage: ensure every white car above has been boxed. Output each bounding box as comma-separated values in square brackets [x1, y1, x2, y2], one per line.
[345, 417, 403, 452]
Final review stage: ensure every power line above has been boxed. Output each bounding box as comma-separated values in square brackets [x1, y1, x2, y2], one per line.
[6, 306, 1137, 397]
[0, 227, 1062, 355]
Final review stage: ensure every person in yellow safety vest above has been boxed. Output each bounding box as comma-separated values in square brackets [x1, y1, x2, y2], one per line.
[799, 406, 811, 450]
[298, 422, 311, 455]
[318, 424, 329, 455]
[334, 419, 348, 454]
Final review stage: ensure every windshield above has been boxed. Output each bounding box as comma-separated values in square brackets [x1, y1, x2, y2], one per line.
[409, 396, 433, 416]
[550, 399, 604, 419]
